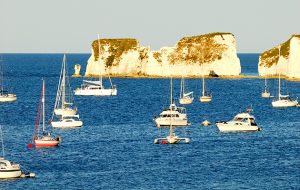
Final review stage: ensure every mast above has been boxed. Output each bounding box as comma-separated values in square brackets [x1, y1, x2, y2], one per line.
[0, 125, 4, 158]
[170, 74, 173, 136]
[202, 75, 205, 96]
[97, 34, 103, 86]
[61, 54, 66, 109]
[42, 79, 45, 132]
[278, 47, 281, 99]
[180, 76, 183, 98]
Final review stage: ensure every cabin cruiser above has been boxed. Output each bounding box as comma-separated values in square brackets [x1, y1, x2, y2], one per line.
[216, 109, 261, 132]
[51, 115, 83, 128]
[153, 103, 190, 127]
[74, 80, 117, 96]
[0, 158, 22, 178]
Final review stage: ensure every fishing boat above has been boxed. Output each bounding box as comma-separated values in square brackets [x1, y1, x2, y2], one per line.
[0, 58, 17, 102]
[51, 115, 83, 128]
[154, 77, 190, 144]
[0, 126, 22, 179]
[74, 34, 117, 96]
[199, 65, 212, 103]
[179, 76, 194, 105]
[33, 80, 60, 147]
[53, 54, 77, 116]
[216, 108, 261, 132]
[272, 48, 298, 107]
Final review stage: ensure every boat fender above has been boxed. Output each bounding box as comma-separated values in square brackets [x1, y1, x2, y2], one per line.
[56, 136, 62, 142]
[258, 128, 262, 131]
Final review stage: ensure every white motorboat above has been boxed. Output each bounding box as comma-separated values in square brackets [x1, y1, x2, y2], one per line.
[33, 80, 60, 147]
[179, 77, 193, 105]
[154, 103, 190, 127]
[0, 126, 22, 179]
[0, 58, 17, 102]
[53, 54, 77, 116]
[74, 34, 117, 96]
[216, 109, 261, 132]
[272, 48, 298, 107]
[51, 115, 83, 128]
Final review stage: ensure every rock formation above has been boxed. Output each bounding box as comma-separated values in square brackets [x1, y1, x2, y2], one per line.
[85, 32, 241, 77]
[258, 35, 300, 78]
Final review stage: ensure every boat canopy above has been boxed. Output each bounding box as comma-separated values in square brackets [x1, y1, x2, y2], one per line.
[83, 80, 103, 86]
[183, 92, 193, 97]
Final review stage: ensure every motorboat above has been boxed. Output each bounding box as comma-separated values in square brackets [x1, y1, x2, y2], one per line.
[33, 79, 60, 147]
[53, 54, 77, 116]
[216, 109, 261, 132]
[153, 103, 190, 127]
[51, 115, 83, 128]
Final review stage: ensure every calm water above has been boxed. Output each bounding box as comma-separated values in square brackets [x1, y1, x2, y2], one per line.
[0, 54, 299, 189]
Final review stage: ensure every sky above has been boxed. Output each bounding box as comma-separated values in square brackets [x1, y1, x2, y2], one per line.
[0, 0, 299, 53]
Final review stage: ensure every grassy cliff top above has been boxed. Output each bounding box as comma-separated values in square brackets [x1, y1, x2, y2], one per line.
[92, 38, 138, 61]
[259, 34, 300, 67]
[179, 32, 233, 43]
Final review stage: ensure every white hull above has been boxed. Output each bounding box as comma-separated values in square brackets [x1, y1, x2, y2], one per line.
[199, 95, 212, 103]
[216, 122, 260, 132]
[0, 170, 22, 179]
[51, 120, 83, 128]
[74, 88, 117, 96]
[261, 92, 271, 98]
[154, 118, 188, 127]
[179, 97, 193, 105]
[54, 108, 77, 116]
[272, 99, 298, 107]
[0, 94, 17, 102]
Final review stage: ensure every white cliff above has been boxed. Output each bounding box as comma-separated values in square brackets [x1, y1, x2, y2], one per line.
[258, 35, 300, 78]
[85, 32, 241, 77]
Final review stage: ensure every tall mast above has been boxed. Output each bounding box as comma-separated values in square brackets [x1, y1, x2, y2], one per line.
[61, 54, 66, 108]
[42, 79, 45, 132]
[0, 126, 4, 158]
[97, 34, 103, 86]
[170, 73, 173, 136]
[278, 47, 281, 98]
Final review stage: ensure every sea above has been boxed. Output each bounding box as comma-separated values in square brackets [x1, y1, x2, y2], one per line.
[0, 53, 299, 189]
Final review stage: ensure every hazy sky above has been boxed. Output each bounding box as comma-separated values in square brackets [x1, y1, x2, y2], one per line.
[0, 0, 299, 53]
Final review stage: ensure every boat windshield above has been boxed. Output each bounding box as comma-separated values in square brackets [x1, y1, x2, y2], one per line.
[250, 118, 257, 126]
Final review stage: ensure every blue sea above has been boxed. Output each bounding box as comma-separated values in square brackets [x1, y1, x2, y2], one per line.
[0, 54, 299, 189]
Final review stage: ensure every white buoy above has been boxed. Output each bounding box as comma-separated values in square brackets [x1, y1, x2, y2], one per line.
[201, 120, 211, 126]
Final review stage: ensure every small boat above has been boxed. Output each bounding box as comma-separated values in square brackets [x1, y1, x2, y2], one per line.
[33, 79, 60, 147]
[51, 115, 83, 128]
[179, 77, 193, 105]
[154, 124, 190, 144]
[154, 77, 190, 127]
[261, 68, 272, 98]
[53, 54, 77, 116]
[0, 58, 17, 102]
[201, 120, 211, 126]
[216, 108, 261, 132]
[0, 126, 22, 179]
[272, 48, 298, 107]
[74, 34, 117, 96]
[199, 66, 212, 103]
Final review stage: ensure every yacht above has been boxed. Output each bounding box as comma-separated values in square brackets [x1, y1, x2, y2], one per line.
[216, 109, 261, 132]
[74, 80, 117, 96]
[51, 115, 83, 128]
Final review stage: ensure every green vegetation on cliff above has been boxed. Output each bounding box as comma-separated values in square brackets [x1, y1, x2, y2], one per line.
[259, 35, 300, 67]
[168, 32, 231, 65]
[92, 39, 138, 67]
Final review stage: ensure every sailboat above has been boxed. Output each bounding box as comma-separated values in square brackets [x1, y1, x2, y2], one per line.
[261, 67, 271, 98]
[0, 125, 22, 178]
[0, 58, 17, 102]
[154, 77, 190, 144]
[74, 34, 117, 96]
[199, 69, 212, 103]
[51, 55, 83, 128]
[53, 54, 77, 116]
[179, 76, 194, 105]
[33, 79, 60, 147]
[272, 48, 298, 108]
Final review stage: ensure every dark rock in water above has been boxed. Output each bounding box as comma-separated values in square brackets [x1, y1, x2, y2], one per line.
[209, 70, 219, 77]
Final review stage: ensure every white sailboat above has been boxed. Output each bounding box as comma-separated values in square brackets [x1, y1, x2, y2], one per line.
[74, 34, 117, 96]
[199, 73, 212, 103]
[179, 76, 194, 105]
[0, 126, 22, 179]
[53, 54, 77, 116]
[261, 67, 272, 98]
[51, 54, 83, 128]
[0, 58, 17, 102]
[33, 79, 60, 147]
[272, 48, 298, 108]
[154, 77, 190, 144]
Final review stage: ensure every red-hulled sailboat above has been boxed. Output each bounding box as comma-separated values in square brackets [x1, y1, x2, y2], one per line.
[32, 79, 60, 147]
